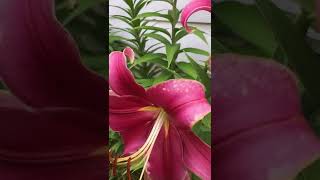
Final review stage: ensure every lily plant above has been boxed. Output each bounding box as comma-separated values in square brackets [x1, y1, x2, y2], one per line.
[109, 47, 211, 179]
[109, 0, 212, 179]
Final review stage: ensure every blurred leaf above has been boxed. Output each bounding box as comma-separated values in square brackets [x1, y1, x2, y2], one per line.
[62, 0, 105, 25]
[0, 82, 5, 90]
[295, 159, 320, 180]
[82, 55, 107, 77]
[212, 37, 229, 53]
[291, 0, 315, 13]
[254, 0, 320, 110]
[215, 1, 277, 56]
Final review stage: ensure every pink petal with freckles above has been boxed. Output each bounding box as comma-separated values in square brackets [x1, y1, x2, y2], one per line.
[170, 99, 211, 128]
[181, 0, 212, 32]
[109, 94, 156, 131]
[147, 79, 210, 128]
[213, 53, 320, 180]
[0, 0, 105, 111]
[213, 54, 300, 144]
[147, 79, 208, 110]
[109, 51, 146, 97]
[123, 47, 135, 64]
[179, 130, 211, 180]
[147, 126, 189, 180]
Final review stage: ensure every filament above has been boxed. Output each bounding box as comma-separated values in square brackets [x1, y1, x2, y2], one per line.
[109, 110, 167, 179]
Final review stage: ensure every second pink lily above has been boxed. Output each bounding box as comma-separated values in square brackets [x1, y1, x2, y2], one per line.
[109, 48, 211, 179]
[181, 0, 212, 32]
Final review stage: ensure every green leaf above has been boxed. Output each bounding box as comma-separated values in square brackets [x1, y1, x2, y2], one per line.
[134, 12, 169, 21]
[215, 1, 277, 56]
[123, 0, 134, 10]
[109, 5, 131, 17]
[181, 48, 210, 56]
[185, 53, 211, 95]
[145, 33, 171, 45]
[135, 26, 171, 37]
[132, 53, 167, 67]
[177, 62, 198, 79]
[193, 28, 208, 44]
[166, 44, 181, 67]
[175, 28, 188, 42]
[192, 113, 212, 145]
[153, 69, 173, 85]
[136, 79, 154, 88]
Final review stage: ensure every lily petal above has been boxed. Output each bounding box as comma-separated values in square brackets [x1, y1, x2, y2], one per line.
[146, 79, 210, 128]
[214, 115, 320, 180]
[213, 54, 300, 144]
[121, 122, 153, 155]
[0, 156, 107, 180]
[181, 0, 212, 32]
[0, 0, 106, 111]
[180, 130, 211, 180]
[123, 47, 135, 64]
[213, 54, 320, 180]
[0, 91, 106, 163]
[109, 51, 146, 97]
[109, 94, 156, 131]
[147, 126, 189, 180]
[170, 99, 211, 128]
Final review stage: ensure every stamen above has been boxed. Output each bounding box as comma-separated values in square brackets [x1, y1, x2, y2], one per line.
[127, 157, 132, 180]
[112, 155, 118, 176]
[111, 111, 165, 165]
[109, 110, 167, 179]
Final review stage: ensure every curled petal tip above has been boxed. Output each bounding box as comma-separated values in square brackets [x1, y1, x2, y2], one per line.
[123, 47, 135, 64]
[181, 0, 212, 32]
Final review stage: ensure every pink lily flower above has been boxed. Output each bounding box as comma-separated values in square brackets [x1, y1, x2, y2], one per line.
[181, 0, 212, 32]
[181, 0, 320, 178]
[0, 1, 107, 179]
[213, 54, 320, 180]
[109, 48, 211, 179]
